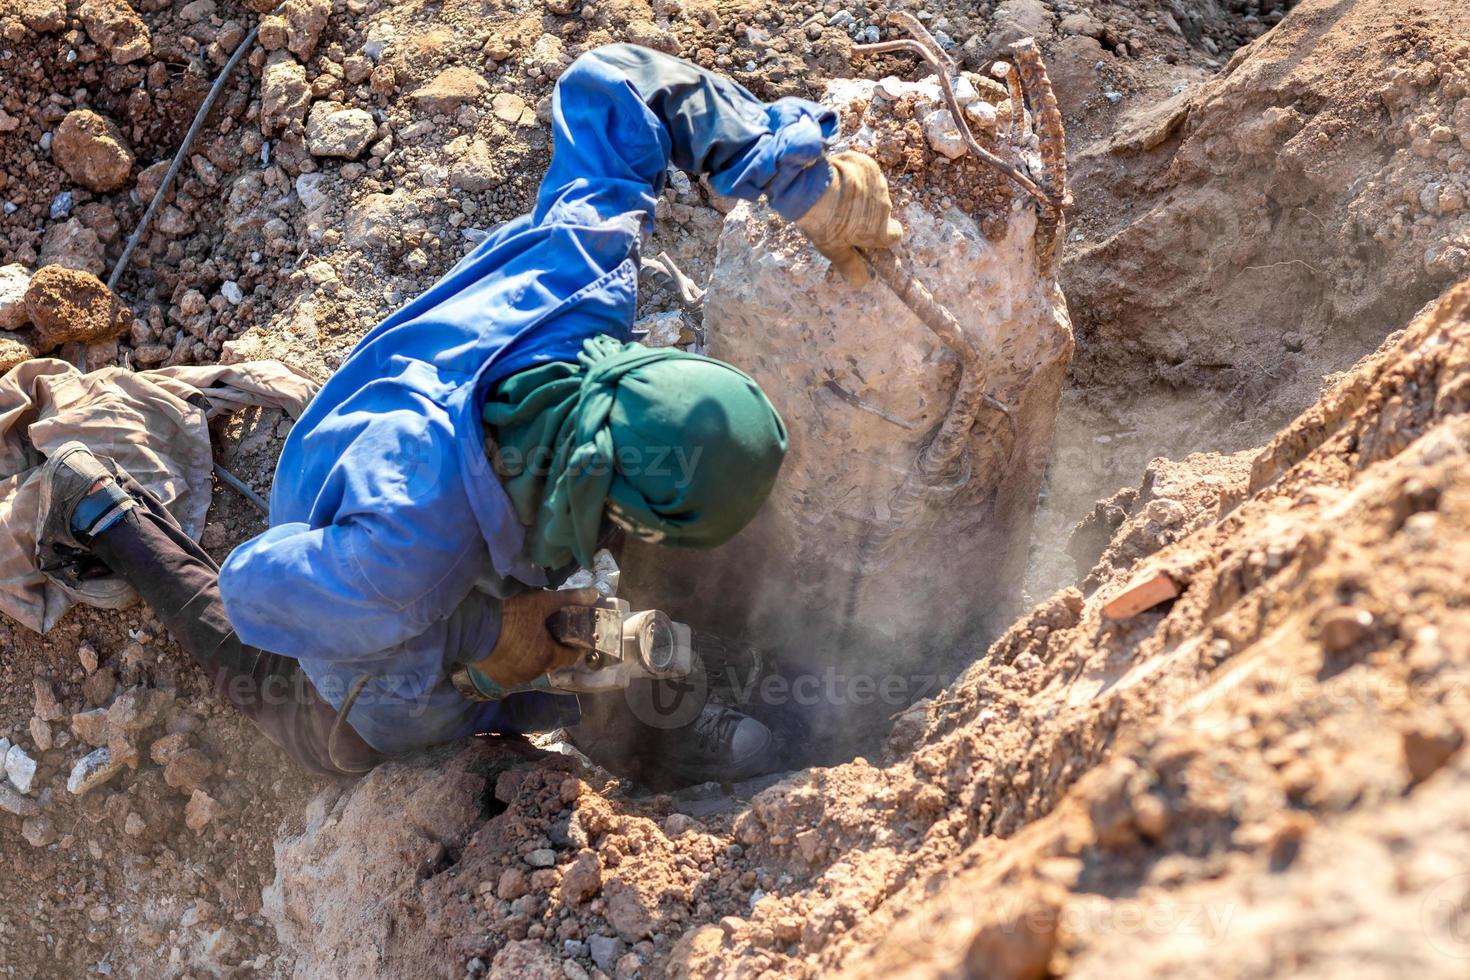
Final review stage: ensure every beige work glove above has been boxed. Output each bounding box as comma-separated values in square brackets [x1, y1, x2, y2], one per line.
[795, 150, 904, 286]
[478, 588, 601, 687]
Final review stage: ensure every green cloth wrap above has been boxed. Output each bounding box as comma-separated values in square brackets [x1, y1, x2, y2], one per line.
[483, 336, 788, 570]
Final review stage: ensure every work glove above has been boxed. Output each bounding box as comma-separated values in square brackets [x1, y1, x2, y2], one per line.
[478, 588, 602, 688]
[795, 150, 904, 287]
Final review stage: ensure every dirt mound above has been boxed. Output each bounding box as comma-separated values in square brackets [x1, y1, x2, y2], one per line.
[262, 277, 1470, 976]
[1033, 0, 1470, 595]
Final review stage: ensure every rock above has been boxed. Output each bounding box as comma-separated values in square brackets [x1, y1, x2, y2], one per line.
[448, 139, 499, 192]
[633, 310, 693, 347]
[164, 748, 213, 791]
[5, 744, 37, 793]
[107, 686, 169, 733]
[21, 815, 56, 847]
[487, 939, 560, 979]
[258, 13, 287, 51]
[68, 747, 125, 796]
[77, 641, 100, 673]
[343, 54, 371, 84]
[602, 879, 654, 941]
[667, 925, 726, 980]
[295, 171, 329, 209]
[32, 678, 65, 722]
[78, 0, 151, 64]
[369, 64, 397, 96]
[134, 344, 170, 365]
[28, 717, 52, 752]
[156, 203, 195, 238]
[1403, 719, 1463, 784]
[134, 160, 170, 201]
[483, 35, 514, 61]
[185, 789, 224, 832]
[1058, 12, 1105, 38]
[53, 109, 133, 193]
[1316, 606, 1374, 653]
[0, 783, 39, 817]
[525, 847, 556, 868]
[305, 103, 377, 159]
[124, 811, 146, 836]
[964, 99, 999, 135]
[39, 219, 106, 276]
[529, 33, 567, 80]
[497, 866, 531, 900]
[19, 0, 66, 33]
[179, 0, 216, 22]
[558, 849, 602, 904]
[411, 67, 489, 115]
[588, 935, 625, 974]
[0, 332, 36, 372]
[108, 729, 142, 769]
[81, 666, 118, 706]
[71, 708, 111, 747]
[0, 264, 32, 328]
[491, 92, 535, 127]
[149, 732, 192, 766]
[662, 813, 696, 835]
[261, 54, 311, 136]
[344, 190, 415, 253]
[24, 265, 133, 352]
[922, 107, 966, 158]
[284, 0, 329, 60]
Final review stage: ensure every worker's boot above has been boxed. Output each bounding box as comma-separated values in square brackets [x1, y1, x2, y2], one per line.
[34, 441, 140, 609]
[647, 702, 780, 787]
[571, 685, 780, 789]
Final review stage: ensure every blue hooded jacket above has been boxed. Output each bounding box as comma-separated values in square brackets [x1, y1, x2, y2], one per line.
[216, 45, 836, 752]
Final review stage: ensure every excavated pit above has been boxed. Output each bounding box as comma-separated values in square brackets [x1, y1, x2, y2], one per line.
[622, 75, 1073, 763]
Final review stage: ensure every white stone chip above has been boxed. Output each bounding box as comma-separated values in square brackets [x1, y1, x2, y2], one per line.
[5, 744, 36, 794]
[67, 746, 124, 796]
[922, 108, 967, 159]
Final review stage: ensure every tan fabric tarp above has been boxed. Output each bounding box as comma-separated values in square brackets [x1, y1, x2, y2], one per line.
[0, 358, 319, 634]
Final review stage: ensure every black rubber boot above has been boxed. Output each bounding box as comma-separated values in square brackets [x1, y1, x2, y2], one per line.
[34, 441, 140, 610]
[570, 681, 780, 789]
[646, 702, 780, 787]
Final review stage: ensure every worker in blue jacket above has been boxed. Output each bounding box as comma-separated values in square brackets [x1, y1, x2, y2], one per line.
[35, 44, 901, 780]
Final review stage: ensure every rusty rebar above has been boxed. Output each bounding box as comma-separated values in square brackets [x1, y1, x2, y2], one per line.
[856, 247, 1014, 551]
[1010, 38, 1070, 208]
[1009, 38, 1070, 273]
[993, 61, 1028, 146]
